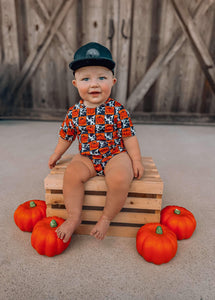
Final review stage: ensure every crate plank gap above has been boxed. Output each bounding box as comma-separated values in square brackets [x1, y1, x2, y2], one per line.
[45, 154, 163, 237]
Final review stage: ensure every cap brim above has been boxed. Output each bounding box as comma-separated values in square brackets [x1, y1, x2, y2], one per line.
[69, 58, 115, 72]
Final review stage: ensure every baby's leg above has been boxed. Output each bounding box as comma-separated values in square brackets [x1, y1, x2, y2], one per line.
[56, 154, 96, 243]
[90, 152, 133, 240]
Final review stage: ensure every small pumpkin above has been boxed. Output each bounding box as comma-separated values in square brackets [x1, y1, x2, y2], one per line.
[160, 206, 196, 240]
[14, 200, 46, 232]
[31, 217, 71, 257]
[136, 223, 178, 265]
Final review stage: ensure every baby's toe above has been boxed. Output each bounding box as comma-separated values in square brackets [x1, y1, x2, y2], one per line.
[90, 228, 97, 236]
[95, 231, 102, 240]
[56, 229, 60, 238]
[56, 229, 64, 240]
[63, 233, 71, 243]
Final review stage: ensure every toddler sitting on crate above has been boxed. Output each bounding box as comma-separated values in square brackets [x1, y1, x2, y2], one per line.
[48, 42, 144, 242]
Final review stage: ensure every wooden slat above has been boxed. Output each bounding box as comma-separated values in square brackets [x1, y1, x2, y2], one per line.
[126, 0, 214, 112]
[84, 210, 161, 224]
[44, 172, 163, 194]
[28, 0, 76, 111]
[128, 0, 153, 110]
[51, 164, 158, 174]
[172, 1, 214, 114]
[132, 111, 215, 125]
[115, 0, 132, 105]
[9, 0, 75, 104]
[170, 0, 215, 94]
[46, 206, 161, 224]
[0, 0, 19, 109]
[34, 0, 75, 62]
[105, 0, 119, 88]
[75, 224, 139, 238]
[25, 0, 47, 111]
[81, 0, 105, 44]
[1, 0, 19, 68]
[45, 193, 162, 210]
[52, 162, 158, 172]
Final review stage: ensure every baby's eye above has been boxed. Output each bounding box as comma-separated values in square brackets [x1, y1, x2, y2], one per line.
[82, 78, 89, 81]
[99, 76, 106, 80]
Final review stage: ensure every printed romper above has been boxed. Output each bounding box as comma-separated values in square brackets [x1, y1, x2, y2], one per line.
[59, 98, 136, 175]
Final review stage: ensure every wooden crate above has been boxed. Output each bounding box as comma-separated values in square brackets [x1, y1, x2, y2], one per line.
[44, 155, 163, 237]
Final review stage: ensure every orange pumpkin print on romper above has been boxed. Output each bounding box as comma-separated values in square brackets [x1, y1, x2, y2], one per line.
[122, 128, 132, 137]
[90, 141, 99, 150]
[105, 124, 113, 132]
[99, 147, 110, 155]
[81, 134, 88, 143]
[96, 133, 106, 140]
[119, 109, 128, 119]
[96, 115, 105, 124]
[86, 125, 95, 134]
[72, 109, 79, 118]
[105, 106, 114, 115]
[87, 108, 95, 115]
[79, 116, 87, 126]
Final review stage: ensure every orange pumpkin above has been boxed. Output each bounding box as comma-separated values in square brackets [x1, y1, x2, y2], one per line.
[31, 217, 71, 257]
[136, 223, 178, 265]
[14, 200, 46, 232]
[160, 205, 196, 240]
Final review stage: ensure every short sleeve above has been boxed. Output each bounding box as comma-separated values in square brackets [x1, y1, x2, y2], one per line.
[117, 106, 136, 138]
[59, 109, 76, 142]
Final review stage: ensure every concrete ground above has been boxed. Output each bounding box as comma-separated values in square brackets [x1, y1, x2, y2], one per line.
[0, 120, 215, 300]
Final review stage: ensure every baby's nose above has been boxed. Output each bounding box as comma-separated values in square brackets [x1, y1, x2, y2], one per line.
[90, 78, 99, 86]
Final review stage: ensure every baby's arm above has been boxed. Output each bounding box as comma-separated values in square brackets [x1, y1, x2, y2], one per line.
[123, 136, 144, 179]
[48, 137, 72, 169]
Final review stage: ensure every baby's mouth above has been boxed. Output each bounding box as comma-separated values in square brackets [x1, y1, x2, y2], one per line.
[89, 91, 101, 95]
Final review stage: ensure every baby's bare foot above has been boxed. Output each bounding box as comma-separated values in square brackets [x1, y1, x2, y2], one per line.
[90, 215, 111, 240]
[56, 218, 81, 243]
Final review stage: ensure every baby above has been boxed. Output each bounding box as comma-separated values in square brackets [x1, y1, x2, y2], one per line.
[48, 42, 144, 242]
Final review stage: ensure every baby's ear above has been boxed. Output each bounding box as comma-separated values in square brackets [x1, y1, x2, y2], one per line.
[72, 80, 77, 87]
[113, 78, 117, 85]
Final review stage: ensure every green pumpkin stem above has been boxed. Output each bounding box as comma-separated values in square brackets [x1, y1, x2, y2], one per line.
[174, 208, 181, 215]
[30, 201, 36, 208]
[50, 219, 58, 228]
[156, 226, 163, 235]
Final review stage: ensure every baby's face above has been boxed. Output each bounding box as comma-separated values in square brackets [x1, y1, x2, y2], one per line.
[72, 66, 117, 108]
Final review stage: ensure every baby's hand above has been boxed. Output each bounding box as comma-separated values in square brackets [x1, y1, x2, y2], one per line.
[48, 153, 61, 169]
[132, 160, 144, 179]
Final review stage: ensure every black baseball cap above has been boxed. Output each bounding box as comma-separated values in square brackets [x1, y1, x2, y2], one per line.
[69, 42, 115, 73]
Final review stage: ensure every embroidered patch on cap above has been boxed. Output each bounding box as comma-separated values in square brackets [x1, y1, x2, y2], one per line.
[86, 48, 100, 58]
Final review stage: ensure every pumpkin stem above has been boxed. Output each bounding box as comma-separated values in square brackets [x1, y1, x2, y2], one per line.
[174, 208, 181, 215]
[50, 219, 58, 228]
[30, 201, 36, 208]
[156, 226, 163, 235]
